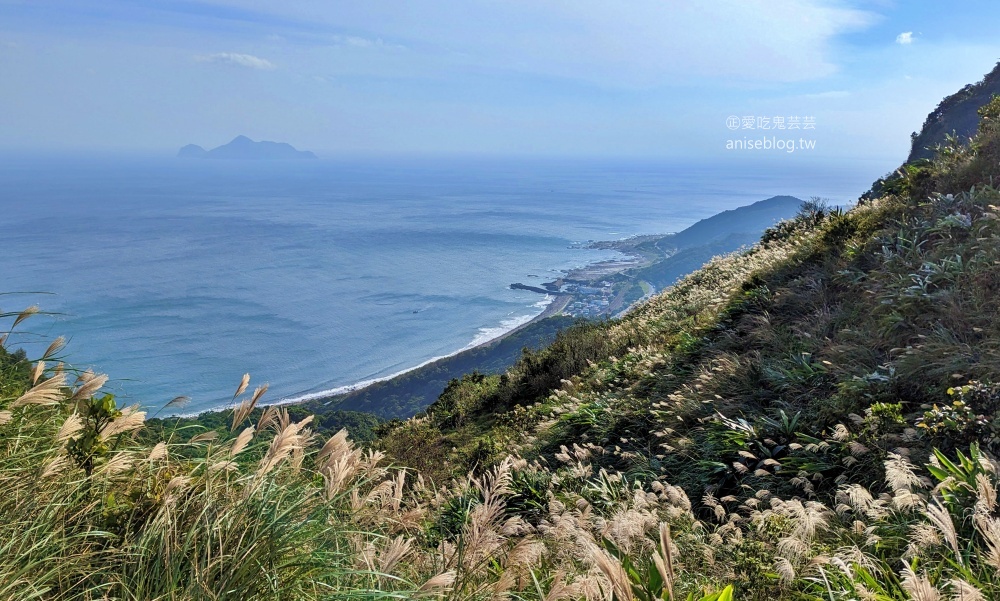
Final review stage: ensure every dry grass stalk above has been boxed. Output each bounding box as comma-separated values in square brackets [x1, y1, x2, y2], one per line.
[163, 475, 192, 503]
[230, 426, 254, 457]
[949, 578, 985, 601]
[258, 416, 313, 477]
[322, 453, 362, 500]
[391, 468, 406, 512]
[249, 383, 268, 406]
[926, 500, 961, 565]
[99, 406, 146, 438]
[901, 565, 941, 601]
[208, 460, 238, 474]
[56, 413, 84, 443]
[41, 456, 71, 478]
[975, 473, 997, 515]
[70, 370, 108, 402]
[256, 405, 277, 431]
[41, 336, 65, 360]
[774, 557, 795, 584]
[378, 535, 413, 573]
[416, 571, 456, 596]
[31, 360, 44, 385]
[592, 547, 635, 601]
[231, 397, 256, 432]
[317, 428, 353, 468]
[99, 452, 133, 475]
[234, 373, 250, 399]
[147, 441, 168, 462]
[886, 453, 928, 492]
[165, 396, 191, 409]
[655, 523, 676, 600]
[12, 372, 67, 407]
[232, 384, 267, 432]
[974, 515, 1000, 572]
[11, 305, 39, 330]
[190, 430, 219, 443]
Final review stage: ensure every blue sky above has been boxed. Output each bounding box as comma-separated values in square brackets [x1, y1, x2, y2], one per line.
[1, 0, 999, 161]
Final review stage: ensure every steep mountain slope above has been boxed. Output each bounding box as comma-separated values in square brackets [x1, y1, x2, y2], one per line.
[375, 66, 1000, 598]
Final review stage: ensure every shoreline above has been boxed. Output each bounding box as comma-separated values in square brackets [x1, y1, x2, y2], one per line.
[167, 197, 806, 419]
[176, 241, 653, 418]
[262, 294, 569, 411]
[267, 246, 647, 411]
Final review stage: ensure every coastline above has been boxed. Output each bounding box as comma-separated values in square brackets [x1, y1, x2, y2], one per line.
[260, 241, 651, 413]
[169, 196, 806, 420]
[165, 232, 668, 420]
[172, 232, 681, 419]
[172, 291, 572, 419]
[265, 294, 569, 410]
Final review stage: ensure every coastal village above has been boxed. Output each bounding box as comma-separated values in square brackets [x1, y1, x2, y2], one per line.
[560, 280, 615, 317]
[511, 235, 666, 320]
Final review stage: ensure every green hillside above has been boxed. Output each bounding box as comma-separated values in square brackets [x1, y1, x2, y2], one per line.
[5, 77, 1000, 600]
[666, 196, 804, 250]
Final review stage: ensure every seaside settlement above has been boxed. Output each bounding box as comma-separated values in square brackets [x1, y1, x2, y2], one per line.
[511, 235, 666, 319]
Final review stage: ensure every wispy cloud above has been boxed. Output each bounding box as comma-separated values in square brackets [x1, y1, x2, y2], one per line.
[896, 31, 914, 45]
[298, 0, 877, 86]
[196, 52, 275, 70]
[330, 34, 405, 50]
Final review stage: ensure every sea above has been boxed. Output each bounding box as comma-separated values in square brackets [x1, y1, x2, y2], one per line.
[0, 155, 889, 415]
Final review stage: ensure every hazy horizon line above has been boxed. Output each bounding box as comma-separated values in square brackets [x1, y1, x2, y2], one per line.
[0, 145, 901, 165]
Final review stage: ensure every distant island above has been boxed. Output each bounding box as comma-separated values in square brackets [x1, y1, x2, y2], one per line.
[178, 135, 317, 160]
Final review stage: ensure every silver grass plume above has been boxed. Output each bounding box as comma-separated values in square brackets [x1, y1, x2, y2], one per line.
[233, 372, 250, 400]
[12, 372, 67, 407]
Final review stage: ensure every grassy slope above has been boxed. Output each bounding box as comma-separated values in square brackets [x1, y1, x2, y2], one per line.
[376, 93, 1000, 597]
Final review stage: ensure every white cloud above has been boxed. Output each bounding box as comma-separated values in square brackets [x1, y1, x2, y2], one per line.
[192, 0, 877, 86]
[896, 32, 914, 45]
[195, 52, 275, 70]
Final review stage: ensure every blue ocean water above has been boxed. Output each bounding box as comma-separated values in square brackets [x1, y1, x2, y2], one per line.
[0, 155, 886, 415]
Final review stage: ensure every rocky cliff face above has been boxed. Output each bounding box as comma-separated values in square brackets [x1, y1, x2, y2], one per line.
[907, 60, 1000, 162]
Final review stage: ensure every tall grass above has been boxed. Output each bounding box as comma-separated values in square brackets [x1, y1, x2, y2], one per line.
[0, 337, 435, 600]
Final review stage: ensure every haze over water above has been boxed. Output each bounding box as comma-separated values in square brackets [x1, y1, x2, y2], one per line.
[0, 155, 883, 415]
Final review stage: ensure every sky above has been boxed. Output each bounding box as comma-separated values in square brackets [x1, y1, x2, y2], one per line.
[1, 0, 999, 161]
